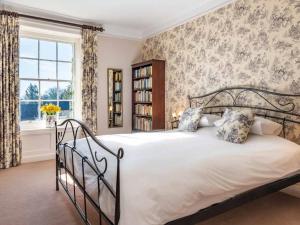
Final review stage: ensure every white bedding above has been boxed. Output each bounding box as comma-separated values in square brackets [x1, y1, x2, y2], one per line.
[60, 127, 300, 225]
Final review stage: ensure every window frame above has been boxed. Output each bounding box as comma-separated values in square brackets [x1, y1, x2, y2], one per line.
[19, 26, 82, 128]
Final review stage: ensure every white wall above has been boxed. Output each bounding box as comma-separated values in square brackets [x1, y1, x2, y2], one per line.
[97, 36, 142, 135]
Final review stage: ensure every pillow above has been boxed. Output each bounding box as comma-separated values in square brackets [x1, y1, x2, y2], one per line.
[199, 114, 222, 127]
[216, 109, 255, 144]
[178, 107, 202, 131]
[250, 117, 282, 136]
[213, 108, 231, 127]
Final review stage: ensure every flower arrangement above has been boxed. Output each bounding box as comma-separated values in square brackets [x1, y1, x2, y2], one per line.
[40, 104, 61, 115]
[40, 104, 61, 128]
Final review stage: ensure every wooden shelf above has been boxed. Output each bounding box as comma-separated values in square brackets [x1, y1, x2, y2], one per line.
[132, 59, 165, 132]
[133, 76, 152, 81]
[134, 101, 152, 104]
[134, 114, 152, 118]
[133, 88, 152, 91]
[132, 129, 151, 132]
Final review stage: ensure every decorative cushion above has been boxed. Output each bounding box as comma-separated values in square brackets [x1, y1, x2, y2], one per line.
[250, 117, 283, 136]
[178, 107, 203, 132]
[216, 109, 255, 143]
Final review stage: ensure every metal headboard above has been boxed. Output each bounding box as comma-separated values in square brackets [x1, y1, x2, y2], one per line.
[188, 86, 300, 139]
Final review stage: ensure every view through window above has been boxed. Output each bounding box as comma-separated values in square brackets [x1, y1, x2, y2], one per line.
[19, 37, 74, 121]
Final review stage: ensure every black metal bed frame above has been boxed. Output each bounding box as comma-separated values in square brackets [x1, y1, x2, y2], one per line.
[56, 87, 300, 225]
[55, 119, 123, 225]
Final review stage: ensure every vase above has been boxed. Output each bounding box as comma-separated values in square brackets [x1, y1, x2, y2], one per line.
[45, 115, 56, 128]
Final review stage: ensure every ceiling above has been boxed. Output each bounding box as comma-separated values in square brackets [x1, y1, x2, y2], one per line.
[2, 0, 232, 39]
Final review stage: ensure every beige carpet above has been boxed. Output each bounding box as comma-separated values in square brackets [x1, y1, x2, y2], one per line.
[0, 160, 300, 225]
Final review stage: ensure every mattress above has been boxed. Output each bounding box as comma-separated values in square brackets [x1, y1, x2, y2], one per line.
[59, 127, 300, 225]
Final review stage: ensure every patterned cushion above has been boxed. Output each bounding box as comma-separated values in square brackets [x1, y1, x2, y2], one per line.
[216, 109, 254, 143]
[178, 107, 203, 131]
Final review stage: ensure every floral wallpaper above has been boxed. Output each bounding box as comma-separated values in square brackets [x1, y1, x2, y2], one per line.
[141, 0, 300, 142]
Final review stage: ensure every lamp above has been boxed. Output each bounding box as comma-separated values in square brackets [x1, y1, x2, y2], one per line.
[178, 111, 183, 118]
[172, 112, 177, 120]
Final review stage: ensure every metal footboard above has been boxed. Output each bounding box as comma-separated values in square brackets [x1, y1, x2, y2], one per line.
[55, 119, 124, 225]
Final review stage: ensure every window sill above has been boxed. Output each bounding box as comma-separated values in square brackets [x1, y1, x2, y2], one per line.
[21, 121, 54, 135]
[20, 120, 77, 135]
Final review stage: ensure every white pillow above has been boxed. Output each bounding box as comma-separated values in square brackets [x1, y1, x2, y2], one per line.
[200, 114, 222, 127]
[250, 117, 282, 136]
[213, 108, 231, 127]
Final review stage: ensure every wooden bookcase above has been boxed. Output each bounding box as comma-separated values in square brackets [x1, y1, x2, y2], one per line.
[132, 59, 165, 131]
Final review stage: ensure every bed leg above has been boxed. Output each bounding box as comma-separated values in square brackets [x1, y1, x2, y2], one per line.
[56, 153, 59, 191]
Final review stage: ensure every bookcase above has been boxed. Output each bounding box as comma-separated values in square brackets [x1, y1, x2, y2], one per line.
[108, 68, 123, 128]
[132, 59, 165, 131]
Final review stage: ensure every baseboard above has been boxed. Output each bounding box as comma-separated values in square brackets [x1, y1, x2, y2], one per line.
[22, 153, 55, 163]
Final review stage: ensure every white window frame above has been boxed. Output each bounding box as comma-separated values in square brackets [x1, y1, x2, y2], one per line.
[20, 23, 82, 130]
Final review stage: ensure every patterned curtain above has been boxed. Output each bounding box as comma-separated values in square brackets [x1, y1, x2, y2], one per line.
[81, 27, 98, 135]
[0, 11, 22, 169]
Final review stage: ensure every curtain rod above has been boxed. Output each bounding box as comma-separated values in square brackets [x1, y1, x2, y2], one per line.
[0, 10, 105, 32]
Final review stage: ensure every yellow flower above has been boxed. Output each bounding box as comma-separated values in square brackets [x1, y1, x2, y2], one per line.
[40, 104, 61, 115]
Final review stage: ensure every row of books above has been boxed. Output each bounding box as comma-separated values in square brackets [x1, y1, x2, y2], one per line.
[133, 77, 152, 90]
[114, 72, 122, 82]
[115, 82, 122, 91]
[133, 66, 152, 79]
[114, 103, 121, 113]
[135, 91, 152, 102]
[114, 93, 121, 102]
[135, 104, 152, 116]
[133, 116, 152, 131]
[114, 115, 122, 126]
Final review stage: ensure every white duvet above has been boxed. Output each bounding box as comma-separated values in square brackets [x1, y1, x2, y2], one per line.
[61, 127, 300, 225]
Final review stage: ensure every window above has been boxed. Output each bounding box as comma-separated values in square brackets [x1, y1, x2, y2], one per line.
[19, 37, 75, 121]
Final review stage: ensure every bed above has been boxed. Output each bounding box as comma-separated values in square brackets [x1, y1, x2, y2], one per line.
[55, 86, 300, 225]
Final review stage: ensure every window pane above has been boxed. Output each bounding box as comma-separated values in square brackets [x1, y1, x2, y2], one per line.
[20, 101, 39, 121]
[20, 59, 38, 78]
[20, 80, 39, 100]
[59, 101, 73, 119]
[40, 60, 56, 79]
[41, 101, 57, 119]
[41, 81, 57, 100]
[40, 40, 56, 60]
[19, 37, 75, 122]
[58, 82, 73, 100]
[41, 101, 57, 106]
[20, 38, 38, 58]
[58, 43, 73, 62]
[58, 62, 72, 80]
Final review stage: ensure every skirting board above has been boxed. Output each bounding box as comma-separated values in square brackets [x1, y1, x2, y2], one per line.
[22, 153, 55, 163]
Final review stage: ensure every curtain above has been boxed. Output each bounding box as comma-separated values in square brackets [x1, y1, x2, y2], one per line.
[81, 27, 98, 134]
[0, 11, 22, 169]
